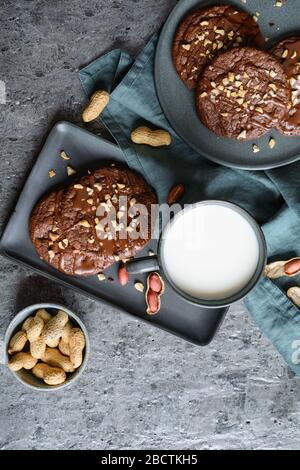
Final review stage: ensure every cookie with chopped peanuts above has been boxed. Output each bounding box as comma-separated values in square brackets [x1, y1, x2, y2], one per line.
[196, 47, 290, 140]
[172, 4, 264, 89]
[271, 36, 300, 136]
[30, 164, 157, 276]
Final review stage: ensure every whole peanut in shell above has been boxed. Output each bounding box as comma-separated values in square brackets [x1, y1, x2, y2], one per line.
[8, 352, 37, 371]
[44, 368, 66, 386]
[61, 321, 72, 342]
[32, 363, 66, 385]
[69, 328, 85, 368]
[42, 347, 75, 373]
[287, 286, 300, 307]
[8, 331, 27, 355]
[30, 337, 46, 360]
[43, 310, 69, 348]
[32, 363, 49, 379]
[82, 90, 110, 122]
[131, 126, 172, 147]
[35, 308, 52, 323]
[58, 339, 70, 356]
[23, 316, 44, 343]
[22, 316, 34, 332]
[58, 321, 72, 356]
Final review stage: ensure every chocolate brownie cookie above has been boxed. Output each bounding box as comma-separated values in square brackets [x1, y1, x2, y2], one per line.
[271, 37, 300, 135]
[30, 164, 157, 277]
[172, 4, 264, 89]
[196, 47, 290, 140]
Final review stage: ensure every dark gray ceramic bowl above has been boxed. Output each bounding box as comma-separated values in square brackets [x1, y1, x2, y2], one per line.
[4, 303, 89, 391]
[155, 0, 300, 170]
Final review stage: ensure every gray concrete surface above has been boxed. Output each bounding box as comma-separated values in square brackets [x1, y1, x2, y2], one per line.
[0, 0, 300, 450]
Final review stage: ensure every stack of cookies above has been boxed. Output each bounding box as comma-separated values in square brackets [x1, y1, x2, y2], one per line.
[172, 4, 300, 140]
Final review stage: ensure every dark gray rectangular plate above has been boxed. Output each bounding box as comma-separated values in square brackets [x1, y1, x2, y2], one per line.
[0, 121, 228, 345]
[155, 0, 300, 170]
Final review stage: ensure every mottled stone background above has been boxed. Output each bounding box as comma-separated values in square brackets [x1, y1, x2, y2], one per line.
[0, 0, 299, 450]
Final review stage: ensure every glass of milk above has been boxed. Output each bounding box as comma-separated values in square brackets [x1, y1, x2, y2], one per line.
[127, 201, 267, 308]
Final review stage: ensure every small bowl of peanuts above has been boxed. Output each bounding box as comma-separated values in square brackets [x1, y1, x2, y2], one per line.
[4, 303, 89, 390]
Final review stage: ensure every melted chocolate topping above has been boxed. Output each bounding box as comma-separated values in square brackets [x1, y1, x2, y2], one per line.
[30, 164, 157, 277]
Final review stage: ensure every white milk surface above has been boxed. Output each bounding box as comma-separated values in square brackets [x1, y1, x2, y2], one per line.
[161, 204, 260, 300]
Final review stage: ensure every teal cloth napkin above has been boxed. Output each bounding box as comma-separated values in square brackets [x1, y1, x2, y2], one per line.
[79, 36, 300, 374]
